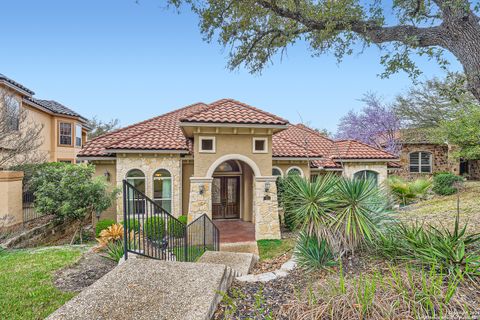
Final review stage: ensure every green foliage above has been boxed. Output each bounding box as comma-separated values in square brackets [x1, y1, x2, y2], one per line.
[374, 213, 480, 277]
[105, 240, 125, 262]
[387, 176, 432, 205]
[257, 238, 296, 261]
[144, 216, 165, 240]
[9, 162, 51, 191]
[120, 218, 141, 233]
[295, 231, 336, 272]
[281, 174, 391, 256]
[167, 215, 187, 238]
[95, 219, 116, 237]
[32, 163, 118, 221]
[432, 172, 464, 196]
[438, 103, 480, 160]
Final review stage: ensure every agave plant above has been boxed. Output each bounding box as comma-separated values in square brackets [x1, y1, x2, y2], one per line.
[387, 176, 432, 206]
[331, 177, 392, 254]
[294, 231, 337, 272]
[280, 173, 339, 247]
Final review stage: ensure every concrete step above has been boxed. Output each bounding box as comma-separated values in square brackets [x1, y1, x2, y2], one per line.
[47, 259, 232, 320]
[197, 251, 258, 277]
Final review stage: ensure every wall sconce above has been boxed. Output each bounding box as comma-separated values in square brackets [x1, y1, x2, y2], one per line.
[264, 181, 271, 193]
[104, 170, 111, 182]
[199, 185, 205, 195]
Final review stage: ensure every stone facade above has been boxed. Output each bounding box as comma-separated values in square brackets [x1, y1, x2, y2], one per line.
[187, 177, 213, 222]
[396, 144, 458, 179]
[253, 177, 281, 240]
[116, 154, 182, 221]
[468, 160, 480, 180]
[342, 162, 388, 185]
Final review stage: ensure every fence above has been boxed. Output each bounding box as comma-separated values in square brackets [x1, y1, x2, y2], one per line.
[122, 180, 220, 262]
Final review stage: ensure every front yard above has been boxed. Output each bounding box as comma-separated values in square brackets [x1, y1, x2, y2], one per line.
[0, 246, 85, 320]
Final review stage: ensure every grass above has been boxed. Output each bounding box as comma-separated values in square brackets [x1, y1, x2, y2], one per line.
[395, 181, 480, 234]
[0, 246, 85, 320]
[257, 238, 296, 261]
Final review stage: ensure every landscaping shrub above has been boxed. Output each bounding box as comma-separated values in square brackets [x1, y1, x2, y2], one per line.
[95, 223, 136, 262]
[167, 215, 187, 238]
[120, 218, 141, 233]
[95, 219, 116, 237]
[144, 216, 165, 240]
[294, 231, 336, 272]
[432, 172, 464, 195]
[373, 213, 480, 277]
[386, 176, 432, 205]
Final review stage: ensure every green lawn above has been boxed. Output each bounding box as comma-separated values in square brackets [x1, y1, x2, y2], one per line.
[257, 238, 296, 261]
[0, 246, 85, 320]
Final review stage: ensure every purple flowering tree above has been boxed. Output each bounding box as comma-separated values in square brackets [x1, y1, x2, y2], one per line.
[336, 94, 401, 154]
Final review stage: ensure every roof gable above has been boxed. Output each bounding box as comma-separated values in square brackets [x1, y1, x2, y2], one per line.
[180, 99, 288, 125]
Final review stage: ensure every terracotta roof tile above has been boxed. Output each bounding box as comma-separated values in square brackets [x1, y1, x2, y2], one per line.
[180, 99, 288, 125]
[272, 135, 322, 158]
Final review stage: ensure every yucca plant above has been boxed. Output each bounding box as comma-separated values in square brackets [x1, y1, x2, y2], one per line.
[295, 231, 337, 272]
[281, 174, 339, 245]
[331, 177, 392, 254]
[387, 176, 432, 206]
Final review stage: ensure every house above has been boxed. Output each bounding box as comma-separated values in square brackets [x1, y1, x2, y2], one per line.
[78, 99, 398, 240]
[391, 129, 480, 180]
[0, 73, 89, 166]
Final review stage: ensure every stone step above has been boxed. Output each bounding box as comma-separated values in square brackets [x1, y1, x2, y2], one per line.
[197, 251, 258, 277]
[47, 259, 233, 320]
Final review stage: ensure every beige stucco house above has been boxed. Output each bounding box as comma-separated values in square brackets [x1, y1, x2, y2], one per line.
[0, 73, 89, 166]
[78, 99, 398, 240]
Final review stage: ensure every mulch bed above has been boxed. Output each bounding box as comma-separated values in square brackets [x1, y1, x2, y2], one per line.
[213, 269, 315, 320]
[54, 249, 117, 292]
[251, 252, 292, 275]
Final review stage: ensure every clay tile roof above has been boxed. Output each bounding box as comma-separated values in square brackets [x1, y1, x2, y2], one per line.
[272, 135, 323, 158]
[78, 102, 208, 157]
[180, 99, 288, 125]
[332, 140, 396, 159]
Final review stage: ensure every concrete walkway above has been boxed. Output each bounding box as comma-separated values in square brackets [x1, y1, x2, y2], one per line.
[47, 259, 233, 320]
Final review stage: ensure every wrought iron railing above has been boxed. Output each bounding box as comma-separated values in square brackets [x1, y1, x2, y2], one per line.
[22, 190, 44, 223]
[122, 180, 220, 262]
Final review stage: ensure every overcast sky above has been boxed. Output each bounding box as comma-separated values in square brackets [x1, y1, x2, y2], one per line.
[0, 0, 462, 132]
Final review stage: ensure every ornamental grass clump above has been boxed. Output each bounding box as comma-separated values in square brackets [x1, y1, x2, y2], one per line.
[386, 176, 432, 206]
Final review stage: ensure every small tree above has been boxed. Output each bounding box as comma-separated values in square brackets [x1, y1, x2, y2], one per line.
[336, 93, 401, 154]
[87, 116, 120, 139]
[0, 88, 45, 168]
[32, 163, 118, 243]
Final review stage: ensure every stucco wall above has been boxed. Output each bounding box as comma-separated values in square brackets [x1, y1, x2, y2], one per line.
[343, 162, 389, 185]
[116, 154, 182, 219]
[0, 171, 24, 228]
[92, 161, 117, 223]
[193, 133, 273, 177]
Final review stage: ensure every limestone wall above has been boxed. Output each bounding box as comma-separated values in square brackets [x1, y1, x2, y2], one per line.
[116, 154, 182, 220]
[253, 177, 281, 240]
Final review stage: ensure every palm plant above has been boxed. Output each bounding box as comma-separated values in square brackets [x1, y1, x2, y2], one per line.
[387, 176, 432, 206]
[281, 173, 339, 248]
[332, 178, 392, 254]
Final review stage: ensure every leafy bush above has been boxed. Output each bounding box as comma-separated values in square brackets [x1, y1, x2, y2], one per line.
[120, 218, 141, 233]
[144, 216, 165, 240]
[374, 213, 480, 277]
[386, 176, 432, 205]
[105, 241, 125, 262]
[167, 215, 187, 238]
[95, 219, 116, 237]
[294, 231, 336, 272]
[432, 172, 464, 195]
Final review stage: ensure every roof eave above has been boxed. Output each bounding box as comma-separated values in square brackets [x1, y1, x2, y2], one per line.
[335, 158, 400, 162]
[106, 149, 190, 154]
[180, 122, 288, 129]
[272, 156, 324, 161]
[0, 79, 34, 96]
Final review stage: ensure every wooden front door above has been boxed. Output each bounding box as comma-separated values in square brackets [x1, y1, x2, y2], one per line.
[212, 176, 240, 219]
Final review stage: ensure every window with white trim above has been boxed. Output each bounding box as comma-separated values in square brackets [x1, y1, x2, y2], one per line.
[75, 124, 82, 147]
[199, 136, 215, 153]
[354, 170, 379, 185]
[272, 167, 283, 177]
[153, 169, 172, 213]
[253, 137, 268, 153]
[409, 151, 432, 173]
[126, 169, 146, 214]
[5, 97, 20, 131]
[286, 166, 303, 177]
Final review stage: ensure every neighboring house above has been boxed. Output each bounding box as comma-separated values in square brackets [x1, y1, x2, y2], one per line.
[78, 99, 398, 240]
[391, 129, 480, 180]
[0, 73, 89, 165]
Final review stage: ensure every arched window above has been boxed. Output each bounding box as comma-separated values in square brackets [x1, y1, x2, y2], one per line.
[286, 166, 304, 177]
[214, 160, 241, 173]
[409, 151, 432, 173]
[153, 169, 172, 213]
[126, 169, 146, 214]
[272, 166, 283, 177]
[354, 170, 379, 185]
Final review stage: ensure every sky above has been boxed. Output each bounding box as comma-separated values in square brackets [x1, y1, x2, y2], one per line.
[0, 0, 462, 133]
